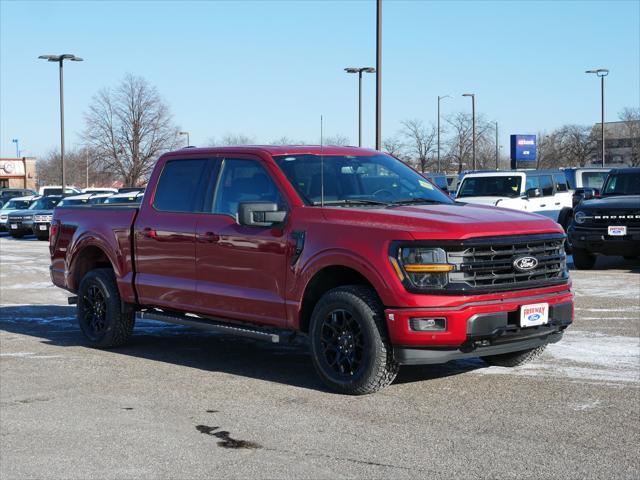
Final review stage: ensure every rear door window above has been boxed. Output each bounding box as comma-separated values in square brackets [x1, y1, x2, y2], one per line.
[525, 175, 540, 191]
[539, 175, 554, 196]
[153, 159, 210, 212]
[582, 171, 608, 189]
[554, 173, 569, 192]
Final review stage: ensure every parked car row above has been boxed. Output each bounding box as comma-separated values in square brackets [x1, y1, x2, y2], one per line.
[0, 188, 145, 240]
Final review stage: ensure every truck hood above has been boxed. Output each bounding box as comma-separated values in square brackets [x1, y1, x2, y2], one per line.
[322, 202, 562, 240]
[578, 195, 640, 211]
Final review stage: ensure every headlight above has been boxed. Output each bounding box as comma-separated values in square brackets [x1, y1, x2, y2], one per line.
[0, 215, 7, 221]
[574, 211, 588, 224]
[391, 247, 453, 290]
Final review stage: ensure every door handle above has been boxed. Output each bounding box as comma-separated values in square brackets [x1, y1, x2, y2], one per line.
[199, 231, 220, 243]
[143, 227, 157, 238]
[540, 204, 546, 207]
[555, 202, 561, 205]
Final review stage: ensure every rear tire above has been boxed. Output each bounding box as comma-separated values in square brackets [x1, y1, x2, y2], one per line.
[77, 268, 135, 348]
[482, 345, 546, 367]
[309, 285, 399, 395]
[572, 247, 597, 270]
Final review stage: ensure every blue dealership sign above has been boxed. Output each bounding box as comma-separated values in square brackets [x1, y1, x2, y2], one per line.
[510, 135, 536, 162]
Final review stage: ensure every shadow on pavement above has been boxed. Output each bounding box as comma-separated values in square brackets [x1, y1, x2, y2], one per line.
[567, 254, 640, 273]
[0, 304, 487, 393]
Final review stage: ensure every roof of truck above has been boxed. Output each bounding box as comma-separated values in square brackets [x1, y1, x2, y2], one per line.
[170, 145, 380, 157]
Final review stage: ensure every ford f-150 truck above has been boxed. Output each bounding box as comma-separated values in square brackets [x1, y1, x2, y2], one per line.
[50, 146, 573, 394]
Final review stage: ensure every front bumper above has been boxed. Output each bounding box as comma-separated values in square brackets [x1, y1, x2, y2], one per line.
[7, 220, 33, 235]
[386, 288, 573, 365]
[33, 222, 51, 236]
[568, 225, 640, 256]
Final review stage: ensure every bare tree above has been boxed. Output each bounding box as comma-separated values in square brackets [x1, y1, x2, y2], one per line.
[209, 133, 257, 146]
[444, 112, 494, 172]
[36, 148, 116, 188]
[399, 119, 437, 173]
[555, 125, 597, 167]
[83, 74, 180, 187]
[382, 135, 406, 160]
[536, 131, 563, 169]
[618, 107, 640, 165]
[270, 136, 307, 145]
[322, 134, 350, 146]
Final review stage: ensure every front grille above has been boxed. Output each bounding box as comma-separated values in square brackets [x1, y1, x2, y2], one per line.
[589, 211, 640, 225]
[9, 215, 32, 222]
[447, 234, 568, 292]
[34, 215, 52, 222]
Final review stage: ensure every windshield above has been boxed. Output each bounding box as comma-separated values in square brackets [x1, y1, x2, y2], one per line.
[2, 199, 32, 210]
[582, 171, 609, 189]
[104, 195, 141, 204]
[601, 172, 640, 196]
[457, 176, 522, 198]
[29, 197, 61, 210]
[273, 154, 453, 206]
[59, 198, 90, 206]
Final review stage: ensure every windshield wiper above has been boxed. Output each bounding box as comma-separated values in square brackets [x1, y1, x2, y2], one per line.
[387, 198, 445, 207]
[312, 199, 391, 206]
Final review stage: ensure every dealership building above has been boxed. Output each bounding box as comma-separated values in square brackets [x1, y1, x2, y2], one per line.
[590, 120, 640, 166]
[0, 157, 37, 190]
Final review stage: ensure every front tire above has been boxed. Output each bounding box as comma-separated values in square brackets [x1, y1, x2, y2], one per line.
[483, 345, 546, 367]
[573, 247, 597, 270]
[77, 268, 135, 348]
[309, 285, 399, 395]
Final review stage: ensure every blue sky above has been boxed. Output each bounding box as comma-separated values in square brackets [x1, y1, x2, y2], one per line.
[1, 0, 638, 158]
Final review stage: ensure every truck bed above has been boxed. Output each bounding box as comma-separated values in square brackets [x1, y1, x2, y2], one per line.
[50, 205, 140, 302]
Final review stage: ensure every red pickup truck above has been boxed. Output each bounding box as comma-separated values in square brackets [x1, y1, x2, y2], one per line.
[50, 146, 573, 394]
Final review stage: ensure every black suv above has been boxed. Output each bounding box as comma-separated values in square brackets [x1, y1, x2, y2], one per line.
[7, 195, 62, 239]
[568, 168, 640, 269]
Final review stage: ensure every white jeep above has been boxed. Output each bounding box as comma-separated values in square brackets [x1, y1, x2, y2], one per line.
[455, 170, 573, 223]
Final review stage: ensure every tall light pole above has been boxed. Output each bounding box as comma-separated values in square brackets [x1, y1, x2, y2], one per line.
[345, 67, 375, 147]
[11, 138, 19, 157]
[179, 131, 190, 147]
[495, 121, 499, 169]
[39, 54, 83, 193]
[462, 93, 476, 170]
[585, 68, 609, 167]
[437, 95, 451, 172]
[375, 0, 382, 150]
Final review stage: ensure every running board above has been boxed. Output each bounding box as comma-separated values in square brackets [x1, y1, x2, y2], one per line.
[136, 311, 282, 343]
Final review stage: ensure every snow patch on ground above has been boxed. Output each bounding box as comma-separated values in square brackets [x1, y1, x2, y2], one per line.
[572, 275, 640, 299]
[475, 331, 640, 386]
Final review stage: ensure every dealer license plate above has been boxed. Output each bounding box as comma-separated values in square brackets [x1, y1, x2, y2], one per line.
[39, 225, 47, 231]
[608, 225, 627, 236]
[520, 303, 549, 328]
[10, 224, 17, 230]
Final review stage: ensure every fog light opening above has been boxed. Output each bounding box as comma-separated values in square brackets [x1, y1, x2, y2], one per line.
[409, 317, 447, 332]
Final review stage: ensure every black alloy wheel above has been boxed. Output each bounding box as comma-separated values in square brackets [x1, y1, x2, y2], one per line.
[82, 285, 108, 341]
[320, 308, 366, 378]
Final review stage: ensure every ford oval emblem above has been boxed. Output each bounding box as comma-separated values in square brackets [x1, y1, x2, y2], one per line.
[513, 256, 539, 272]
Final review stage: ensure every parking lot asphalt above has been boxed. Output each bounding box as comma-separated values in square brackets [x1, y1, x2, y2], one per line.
[1, 235, 639, 479]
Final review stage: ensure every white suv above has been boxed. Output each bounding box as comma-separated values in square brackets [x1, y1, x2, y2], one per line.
[456, 170, 572, 223]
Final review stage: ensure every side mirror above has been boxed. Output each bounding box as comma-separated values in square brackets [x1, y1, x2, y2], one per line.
[525, 187, 542, 198]
[582, 188, 595, 200]
[238, 202, 287, 227]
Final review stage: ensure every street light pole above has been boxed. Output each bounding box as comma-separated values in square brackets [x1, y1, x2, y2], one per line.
[462, 93, 476, 170]
[586, 68, 609, 167]
[179, 131, 190, 147]
[39, 54, 83, 193]
[495, 121, 499, 169]
[11, 138, 19, 157]
[345, 67, 375, 147]
[375, 0, 382, 150]
[437, 95, 451, 172]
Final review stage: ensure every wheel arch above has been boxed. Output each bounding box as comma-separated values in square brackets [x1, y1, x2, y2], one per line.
[294, 252, 393, 333]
